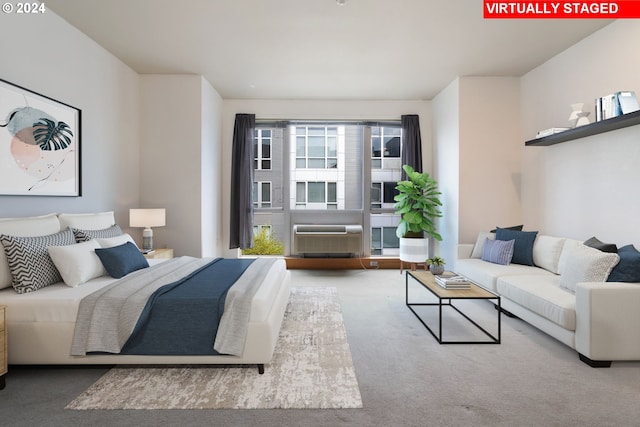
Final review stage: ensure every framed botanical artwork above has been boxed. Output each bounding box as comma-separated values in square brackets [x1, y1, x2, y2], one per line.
[0, 78, 81, 196]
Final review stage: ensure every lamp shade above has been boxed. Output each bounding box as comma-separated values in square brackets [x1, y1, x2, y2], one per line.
[129, 208, 166, 228]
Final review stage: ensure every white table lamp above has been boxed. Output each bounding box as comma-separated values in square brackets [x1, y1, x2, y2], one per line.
[129, 208, 166, 251]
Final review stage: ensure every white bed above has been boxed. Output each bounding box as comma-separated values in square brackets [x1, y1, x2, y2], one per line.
[0, 212, 290, 373]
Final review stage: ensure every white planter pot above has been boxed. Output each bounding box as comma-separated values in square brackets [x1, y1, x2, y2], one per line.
[399, 237, 429, 263]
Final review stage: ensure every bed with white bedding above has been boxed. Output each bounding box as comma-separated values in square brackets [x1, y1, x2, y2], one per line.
[0, 212, 290, 374]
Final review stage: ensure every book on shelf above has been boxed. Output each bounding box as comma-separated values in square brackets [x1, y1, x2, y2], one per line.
[434, 275, 471, 289]
[536, 128, 569, 138]
[595, 91, 639, 121]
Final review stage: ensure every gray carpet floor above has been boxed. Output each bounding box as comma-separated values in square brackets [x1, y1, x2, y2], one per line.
[2, 268, 640, 426]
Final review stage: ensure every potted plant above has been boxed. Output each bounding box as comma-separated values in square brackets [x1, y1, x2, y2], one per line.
[394, 164, 443, 265]
[426, 256, 445, 275]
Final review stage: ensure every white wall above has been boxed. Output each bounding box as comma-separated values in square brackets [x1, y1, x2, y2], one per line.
[432, 79, 460, 268]
[0, 12, 140, 227]
[201, 79, 223, 257]
[433, 77, 521, 269]
[220, 99, 431, 258]
[139, 75, 223, 257]
[521, 20, 640, 246]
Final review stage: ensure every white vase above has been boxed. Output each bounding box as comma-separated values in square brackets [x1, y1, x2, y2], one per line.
[399, 237, 429, 263]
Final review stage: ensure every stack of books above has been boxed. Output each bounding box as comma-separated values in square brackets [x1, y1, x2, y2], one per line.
[595, 91, 639, 121]
[434, 274, 471, 290]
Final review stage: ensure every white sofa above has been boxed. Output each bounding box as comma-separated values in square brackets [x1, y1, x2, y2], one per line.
[456, 232, 640, 367]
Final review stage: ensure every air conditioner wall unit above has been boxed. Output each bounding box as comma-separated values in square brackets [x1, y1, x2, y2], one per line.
[292, 224, 363, 257]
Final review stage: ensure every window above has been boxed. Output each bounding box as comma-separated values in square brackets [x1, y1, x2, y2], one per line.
[371, 181, 400, 209]
[371, 126, 401, 169]
[246, 121, 407, 258]
[295, 181, 337, 209]
[254, 129, 272, 170]
[294, 126, 338, 169]
[253, 181, 272, 208]
[252, 224, 272, 236]
[371, 226, 400, 256]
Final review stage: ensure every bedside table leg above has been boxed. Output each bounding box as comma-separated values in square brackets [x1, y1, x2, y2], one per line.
[0, 374, 5, 390]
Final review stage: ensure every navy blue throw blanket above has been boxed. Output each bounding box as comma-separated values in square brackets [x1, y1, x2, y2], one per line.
[121, 258, 255, 355]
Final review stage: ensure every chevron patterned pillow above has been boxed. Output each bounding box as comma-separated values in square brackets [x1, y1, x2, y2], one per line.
[72, 224, 122, 243]
[0, 228, 75, 294]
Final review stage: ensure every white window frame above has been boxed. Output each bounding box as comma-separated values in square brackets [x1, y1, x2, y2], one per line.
[253, 181, 272, 208]
[254, 129, 272, 170]
[295, 181, 337, 209]
[294, 126, 338, 169]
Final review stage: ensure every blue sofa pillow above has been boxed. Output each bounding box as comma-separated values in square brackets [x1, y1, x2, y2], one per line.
[95, 241, 149, 278]
[481, 238, 515, 265]
[607, 245, 640, 282]
[495, 228, 538, 266]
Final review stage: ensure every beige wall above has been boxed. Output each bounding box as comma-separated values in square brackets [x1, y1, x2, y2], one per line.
[433, 77, 521, 269]
[139, 75, 222, 257]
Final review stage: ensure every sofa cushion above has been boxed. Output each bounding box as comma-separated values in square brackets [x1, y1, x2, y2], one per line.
[497, 275, 576, 330]
[607, 245, 640, 283]
[456, 258, 553, 292]
[481, 238, 514, 265]
[496, 228, 538, 266]
[532, 235, 566, 274]
[471, 231, 495, 258]
[558, 240, 619, 293]
[584, 236, 617, 254]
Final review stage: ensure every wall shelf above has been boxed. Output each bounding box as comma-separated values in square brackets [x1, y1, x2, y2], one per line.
[525, 110, 640, 146]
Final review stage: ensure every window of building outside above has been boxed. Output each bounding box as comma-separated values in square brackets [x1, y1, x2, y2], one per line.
[247, 122, 403, 257]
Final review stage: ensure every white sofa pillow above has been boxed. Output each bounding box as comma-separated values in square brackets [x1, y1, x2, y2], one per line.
[558, 240, 620, 293]
[48, 240, 106, 287]
[58, 211, 115, 231]
[471, 231, 496, 258]
[0, 214, 61, 289]
[532, 235, 566, 274]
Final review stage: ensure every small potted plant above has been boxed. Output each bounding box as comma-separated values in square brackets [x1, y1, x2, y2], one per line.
[426, 256, 445, 275]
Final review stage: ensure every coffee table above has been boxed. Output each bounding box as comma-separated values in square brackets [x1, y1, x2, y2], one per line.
[405, 270, 501, 344]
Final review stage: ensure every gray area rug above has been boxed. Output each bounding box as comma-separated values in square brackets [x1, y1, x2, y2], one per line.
[66, 287, 362, 410]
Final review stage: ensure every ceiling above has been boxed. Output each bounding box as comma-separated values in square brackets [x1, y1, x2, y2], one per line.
[46, 0, 611, 100]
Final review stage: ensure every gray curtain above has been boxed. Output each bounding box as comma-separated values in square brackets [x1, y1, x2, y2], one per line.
[229, 113, 255, 249]
[401, 114, 423, 174]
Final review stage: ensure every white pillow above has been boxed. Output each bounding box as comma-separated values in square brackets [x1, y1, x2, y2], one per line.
[0, 214, 61, 289]
[58, 211, 115, 231]
[471, 231, 495, 258]
[48, 240, 106, 287]
[97, 233, 137, 249]
[558, 240, 620, 293]
[532, 235, 566, 274]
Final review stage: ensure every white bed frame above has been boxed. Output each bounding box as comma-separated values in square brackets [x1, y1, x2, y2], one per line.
[0, 212, 291, 374]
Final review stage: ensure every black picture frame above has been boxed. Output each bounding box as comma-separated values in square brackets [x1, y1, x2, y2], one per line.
[0, 78, 81, 196]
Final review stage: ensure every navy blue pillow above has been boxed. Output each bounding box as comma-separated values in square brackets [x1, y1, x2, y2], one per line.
[608, 245, 640, 282]
[95, 242, 149, 278]
[495, 228, 538, 266]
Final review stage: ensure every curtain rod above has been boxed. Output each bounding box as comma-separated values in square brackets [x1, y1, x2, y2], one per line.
[255, 119, 402, 127]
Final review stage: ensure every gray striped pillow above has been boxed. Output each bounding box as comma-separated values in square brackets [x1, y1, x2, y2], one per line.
[72, 224, 122, 242]
[481, 238, 515, 265]
[0, 228, 75, 293]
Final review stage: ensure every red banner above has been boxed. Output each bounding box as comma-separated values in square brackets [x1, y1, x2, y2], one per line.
[484, 1, 640, 18]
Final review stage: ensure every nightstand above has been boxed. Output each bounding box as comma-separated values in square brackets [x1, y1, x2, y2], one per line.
[143, 248, 174, 260]
[0, 305, 6, 390]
